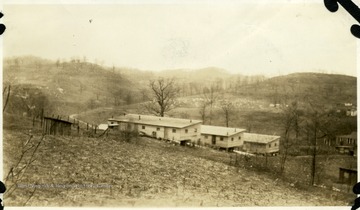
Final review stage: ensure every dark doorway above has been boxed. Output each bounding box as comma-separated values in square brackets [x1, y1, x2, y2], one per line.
[180, 140, 190, 146]
[212, 135, 216, 145]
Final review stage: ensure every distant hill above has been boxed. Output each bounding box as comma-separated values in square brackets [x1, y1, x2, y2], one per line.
[117, 67, 251, 96]
[233, 72, 357, 107]
[3, 56, 141, 115]
[3, 56, 356, 118]
[155, 67, 231, 79]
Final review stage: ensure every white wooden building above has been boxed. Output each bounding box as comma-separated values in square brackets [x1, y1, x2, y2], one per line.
[108, 114, 202, 145]
[242, 133, 280, 155]
[200, 125, 246, 151]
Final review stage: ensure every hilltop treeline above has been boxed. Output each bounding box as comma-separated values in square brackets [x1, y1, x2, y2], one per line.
[3, 56, 356, 118]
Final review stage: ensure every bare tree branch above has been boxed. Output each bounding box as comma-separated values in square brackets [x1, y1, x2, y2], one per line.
[220, 100, 235, 127]
[3, 85, 11, 113]
[202, 85, 220, 125]
[145, 78, 179, 117]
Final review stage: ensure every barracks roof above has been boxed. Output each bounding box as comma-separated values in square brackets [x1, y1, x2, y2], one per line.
[243, 133, 280, 144]
[200, 125, 246, 136]
[109, 114, 202, 128]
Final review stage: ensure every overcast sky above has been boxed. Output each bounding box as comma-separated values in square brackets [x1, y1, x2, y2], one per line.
[2, 0, 358, 76]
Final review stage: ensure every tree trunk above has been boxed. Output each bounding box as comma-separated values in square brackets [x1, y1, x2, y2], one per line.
[310, 125, 317, 186]
[3, 85, 11, 113]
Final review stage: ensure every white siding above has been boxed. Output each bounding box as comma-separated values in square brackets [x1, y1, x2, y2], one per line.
[116, 121, 201, 143]
[227, 132, 244, 148]
[243, 138, 280, 154]
[164, 124, 201, 143]
[138, 124, 165, 139]
[200, 132, 244, 148]
[180, 124, 201, 143]
[265, 139, 280, 153]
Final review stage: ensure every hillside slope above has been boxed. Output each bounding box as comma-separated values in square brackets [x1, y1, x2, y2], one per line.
[74, 72, 357, 136]
[234, 72, 356, 106]
[3, 127, 353, 206]
[3, 56, 139, 115]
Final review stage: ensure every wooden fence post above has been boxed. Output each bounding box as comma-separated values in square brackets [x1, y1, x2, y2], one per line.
[40, 108, 44, 127]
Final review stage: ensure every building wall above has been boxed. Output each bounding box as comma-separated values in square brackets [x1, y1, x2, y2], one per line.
[108, 119, 120, 130]
[243, 142, 267, 154]
[179, 124, 201, 143]
[227, 132, 244, 148]
[200, 132, 244, 148]
[336, 136, 357, 146]
[118, 121, 135, 131]
[43, 119, 72, 136]
[200, 134, 227, 147]
[116, 121, 201, 143]
[200, 134, 211, 145]
[165, 124, 201, 143]
[265, 139, 280, 153]
[138, 124, 165, 139]
[243, 139, 280, 154]
[214, 136, 229, 148]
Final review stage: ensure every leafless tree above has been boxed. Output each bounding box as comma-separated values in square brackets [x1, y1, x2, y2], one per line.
[145, 78, 179, 117]
[220, 100, 235, 127]
[199, 100, 208, 124]
[279, 101, 301, 174]
[203, 85, 219, 125]
[303, 102, 330, 186]
[5, 134, 45, 201]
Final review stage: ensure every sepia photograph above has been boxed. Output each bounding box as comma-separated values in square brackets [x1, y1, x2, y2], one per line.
[1, 0, 358, 208]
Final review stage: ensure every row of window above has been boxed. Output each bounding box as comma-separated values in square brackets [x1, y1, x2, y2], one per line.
[338, 138, 356, 145]
[268, 142, 278, 148]
[204, 135, 241, 141]
[141, 125, 197, 133]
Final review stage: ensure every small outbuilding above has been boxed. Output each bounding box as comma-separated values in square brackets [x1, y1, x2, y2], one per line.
[339, 167, 357, 186]
[43, 116, 73, 136]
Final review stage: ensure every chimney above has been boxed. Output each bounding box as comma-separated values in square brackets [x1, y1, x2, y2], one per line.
[139, 115, 141, 120]
[190, 119, 192, 123]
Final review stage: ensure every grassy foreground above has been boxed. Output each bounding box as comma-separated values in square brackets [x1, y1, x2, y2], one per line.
[3, 127, 355, 207]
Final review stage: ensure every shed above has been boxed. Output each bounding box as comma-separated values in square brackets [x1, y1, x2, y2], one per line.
[339, 167, 357, 186]
[43, 116, 73, 136]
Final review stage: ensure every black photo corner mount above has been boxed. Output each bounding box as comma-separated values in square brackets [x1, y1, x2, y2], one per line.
[0, 181, 6, 210]
[0, 12, 5, 36]
[352, 182, 360, 210]
[324, 0, 360, 38]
